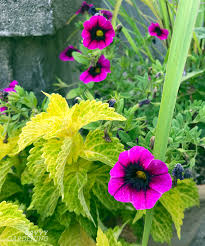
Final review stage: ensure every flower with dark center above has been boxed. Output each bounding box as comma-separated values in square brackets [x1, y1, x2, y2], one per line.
[3, 80, 18, 93]
[59, 46, 80, 61]
[88, 6, 98, 15]
[0, 81, 18, 114]
[148, 23, 169, 40]
[80, 55, 111, 83]
[172, 163, 184, 180]
[100, 10, 113, 21]
[108, 98, 116, 107]
[108, 146, 172, 210]
[82, 15, 115, 50]
[76, 1, 93, 15]
[138, 99, 150, 107]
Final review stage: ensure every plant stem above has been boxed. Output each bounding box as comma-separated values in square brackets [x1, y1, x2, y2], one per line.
[141, 209, 153, 246]
[111, 0, 123, 28]
[141, 0, 201, 245]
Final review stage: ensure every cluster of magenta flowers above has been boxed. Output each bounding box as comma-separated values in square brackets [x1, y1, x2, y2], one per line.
[0, 81, 18, 114]
[59, 1, 114, 84]
[60, 2, 169, 85]
[108, 146, 172, 210]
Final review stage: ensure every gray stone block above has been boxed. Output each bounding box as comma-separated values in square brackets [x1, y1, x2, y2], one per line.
[0, 0, 85, 37]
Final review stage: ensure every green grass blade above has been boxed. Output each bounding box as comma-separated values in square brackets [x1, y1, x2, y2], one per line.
[111, 0, 123, 28]
[153, 0, 201, 161]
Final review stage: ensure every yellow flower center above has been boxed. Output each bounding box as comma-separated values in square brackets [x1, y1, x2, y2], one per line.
[136, 171, 146, 180]
[96, 30, 104, 37]
[95, 67, 101, 74]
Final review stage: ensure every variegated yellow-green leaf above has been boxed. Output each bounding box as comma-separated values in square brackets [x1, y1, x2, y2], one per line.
[0, 158, 14, 191]
[43, 92, 70, 117]
[96, 228, 109, 246]
[177, 179, 199, 209]
[58, 223, 95, 246]
[92, 174, 122, 211]
[21, 141, 47, 185]
[42, 138, 63, 182]
[81, 130, 124, 166]
[71, 100, 126, 132]
[18, 111, 66, 152]
[160, 187, 184, 239]
[28, 174, 60, 220]
[0, 125, 19, 160]
[18, 95, 125, 153]
[55, 137, 72, 197]
[151, 203, 173, 244]
[63, 167, 90, 218]
[0, 201, 48, 245]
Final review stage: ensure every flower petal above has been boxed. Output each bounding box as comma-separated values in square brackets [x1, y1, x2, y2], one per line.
[146, 159, 168, 175]
[118, 150, 130, 166]
[128, 146, 154, 169]
[110, 161, 125, 177]
[145, 188, 161, 209]
[108, 177, 132, 202]
[149, 173, 172, 194]
[131, 190, 146, 210]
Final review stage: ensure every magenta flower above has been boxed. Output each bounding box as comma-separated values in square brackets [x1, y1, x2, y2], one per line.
[148, 23, 169, 40]
[3, 80, 18, 93]
[76, 1, 93, 15]
[80, 55, 111, 83]
[108, 146, 172, 210]
[100, 10, 113, 21]
[82, 15, 115, 50]
[59, 46, 80, 61]
[0, 106, 7, 114]
[0, 80, 18, 114]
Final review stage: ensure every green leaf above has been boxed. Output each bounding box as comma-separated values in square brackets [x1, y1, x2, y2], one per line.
[0, 201, 48, 244]
[55, 137, 73, 198]
[81, 130, 124, 166]
[63, 163, 92, 219]
[176, 179, 199, 209]
[71, 100, 126, 132]
[132, 210, 146, 224]
[72, 52, 90, 65]
[0, 176, 22, 201]
[66, 88, 81, 99]
[151, 203, 173, 244]
[28, 174, 60, 220]
[58, 223, 95, 246]
[42, 138, 63, 183]
[96, 228, 109, 246]
[0, 158, 14, 192]
[21, 141, 46, 185]
[160, 188, 184, 239]
[92, 174, 122, 211]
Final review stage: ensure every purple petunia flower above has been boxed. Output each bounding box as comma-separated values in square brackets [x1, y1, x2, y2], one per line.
[59, 46, 81, 62]
[76, 1, 93, 15]
[3, 80, 18, 93]
[80, 55, 111, 83]
[148, 23, 169, 40]
[100, 10, 113, 21]
[0, 106, 7, 114]
[0, 80, 18, 114]
[108, 146, 172, 210]
[82, 15, 115, 50]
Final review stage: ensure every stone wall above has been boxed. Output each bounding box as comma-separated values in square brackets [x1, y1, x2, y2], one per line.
[0, 0, 162, 99]
[0, 0, 97, 99]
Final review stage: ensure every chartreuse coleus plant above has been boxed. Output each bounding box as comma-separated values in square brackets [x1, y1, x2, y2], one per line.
[17, 92, 126, 244]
